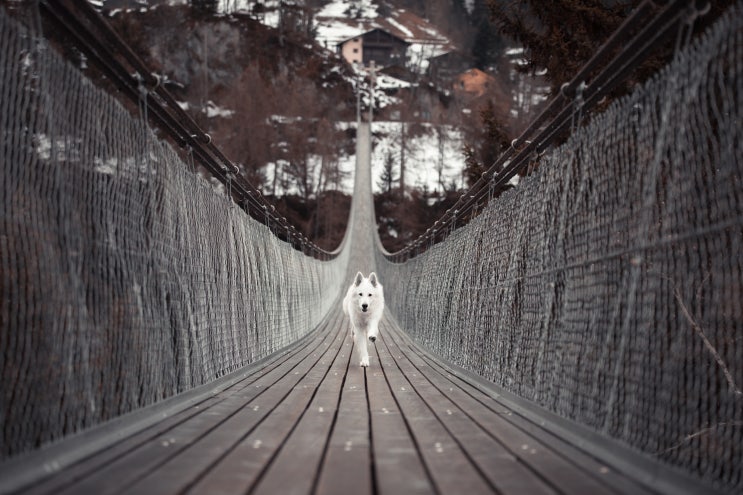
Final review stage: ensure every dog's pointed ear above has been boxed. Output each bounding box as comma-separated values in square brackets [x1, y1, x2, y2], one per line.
[369, 272, 378, 287]
[354, 272, 364, 286]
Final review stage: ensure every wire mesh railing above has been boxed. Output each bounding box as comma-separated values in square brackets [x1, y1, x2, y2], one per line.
[0, 2, 348, 459]
[38, 0, 337, 260]
[376, 1, 743, 491]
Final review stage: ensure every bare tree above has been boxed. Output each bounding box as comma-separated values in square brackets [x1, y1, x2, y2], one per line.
[378, 150, 398, 194]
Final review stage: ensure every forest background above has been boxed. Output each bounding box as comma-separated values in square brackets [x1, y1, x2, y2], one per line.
[98, 0, 731, 252]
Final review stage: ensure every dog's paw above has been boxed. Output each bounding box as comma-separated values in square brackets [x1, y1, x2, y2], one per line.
[359, 357, 370, 367]
[368, 336, 376, 343]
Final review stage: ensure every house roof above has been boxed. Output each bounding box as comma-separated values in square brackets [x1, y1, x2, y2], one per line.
[336, 28, 411, 47]
[317, 7, 455, 56]
[429, 51, 473, 63]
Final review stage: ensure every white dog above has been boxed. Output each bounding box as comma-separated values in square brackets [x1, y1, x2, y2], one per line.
[343, 272, 384, 367]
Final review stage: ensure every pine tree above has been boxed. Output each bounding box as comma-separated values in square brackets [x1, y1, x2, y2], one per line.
[471, 18, 503, 70]
[486, 0, 736, 96]
[378, 151, 398, 194]
[487, 0, 637, 94]
[463, 100, 510, 186]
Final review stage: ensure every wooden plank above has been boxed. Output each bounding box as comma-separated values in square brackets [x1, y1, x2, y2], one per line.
[379, 320, 556, 495]
[24, 395, 223, 495]
[50, 317, 342, 495]
[418, 349, 655, 495]
[387, 319, 654, 495]
[119, 314, 346, 495]
[185, 322, 350, 495]
[20, 307, 665, 495]
[25, 329, 321, 495]
[373, 325, 493, 494]
[314, 352, 372, 495]
[250, 328, 354, 495]
[365, 340, 434, 495]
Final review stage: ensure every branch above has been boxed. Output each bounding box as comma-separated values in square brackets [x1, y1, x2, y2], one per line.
[655, 421, 743, 455]
[674, 287, 742, 397]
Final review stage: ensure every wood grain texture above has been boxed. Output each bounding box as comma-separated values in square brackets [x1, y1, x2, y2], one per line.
[20, 308, 662, 495]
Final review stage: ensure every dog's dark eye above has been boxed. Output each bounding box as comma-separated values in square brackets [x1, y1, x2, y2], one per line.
[358, 292, 362, 296]
[368, 294, 372, 297]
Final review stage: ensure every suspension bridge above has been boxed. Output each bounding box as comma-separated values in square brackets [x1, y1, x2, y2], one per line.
[1, 1, 742, 494]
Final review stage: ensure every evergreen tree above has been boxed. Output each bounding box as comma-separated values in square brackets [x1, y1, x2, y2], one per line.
[377, 151, 398, 194]
[487, 0, 637, 94]
[487, 0, 734, 96]
[463, 99, 510, 186]
[471, 18, 503, 70]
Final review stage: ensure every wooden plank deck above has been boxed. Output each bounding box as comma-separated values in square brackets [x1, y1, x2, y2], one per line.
[9, 308, 669, 495]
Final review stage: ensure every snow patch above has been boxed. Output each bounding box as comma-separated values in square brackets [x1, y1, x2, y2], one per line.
[374, 74, 411, 90]
[386, 17, 413, 38]
[505, 47, 525, 56]
[317, 0, 378, 19]
[204, 101, 234, 118]
[370, 121, 465, 194]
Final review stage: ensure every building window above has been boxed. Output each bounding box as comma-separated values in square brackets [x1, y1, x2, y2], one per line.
[353, 48, 359, 53]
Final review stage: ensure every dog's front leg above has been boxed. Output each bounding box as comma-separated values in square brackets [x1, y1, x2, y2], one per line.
[354, 329, 369, 367]
[368, 321, 379, 343]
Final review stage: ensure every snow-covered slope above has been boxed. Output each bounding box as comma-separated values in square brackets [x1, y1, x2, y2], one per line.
[266, 121, 465, 197]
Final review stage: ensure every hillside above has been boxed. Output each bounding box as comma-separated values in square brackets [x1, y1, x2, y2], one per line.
[98, 0, 547, 251]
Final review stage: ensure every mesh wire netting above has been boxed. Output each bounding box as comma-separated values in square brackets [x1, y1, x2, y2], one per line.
[378, 4, 743, 491]
[0, 7, 348, 458]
